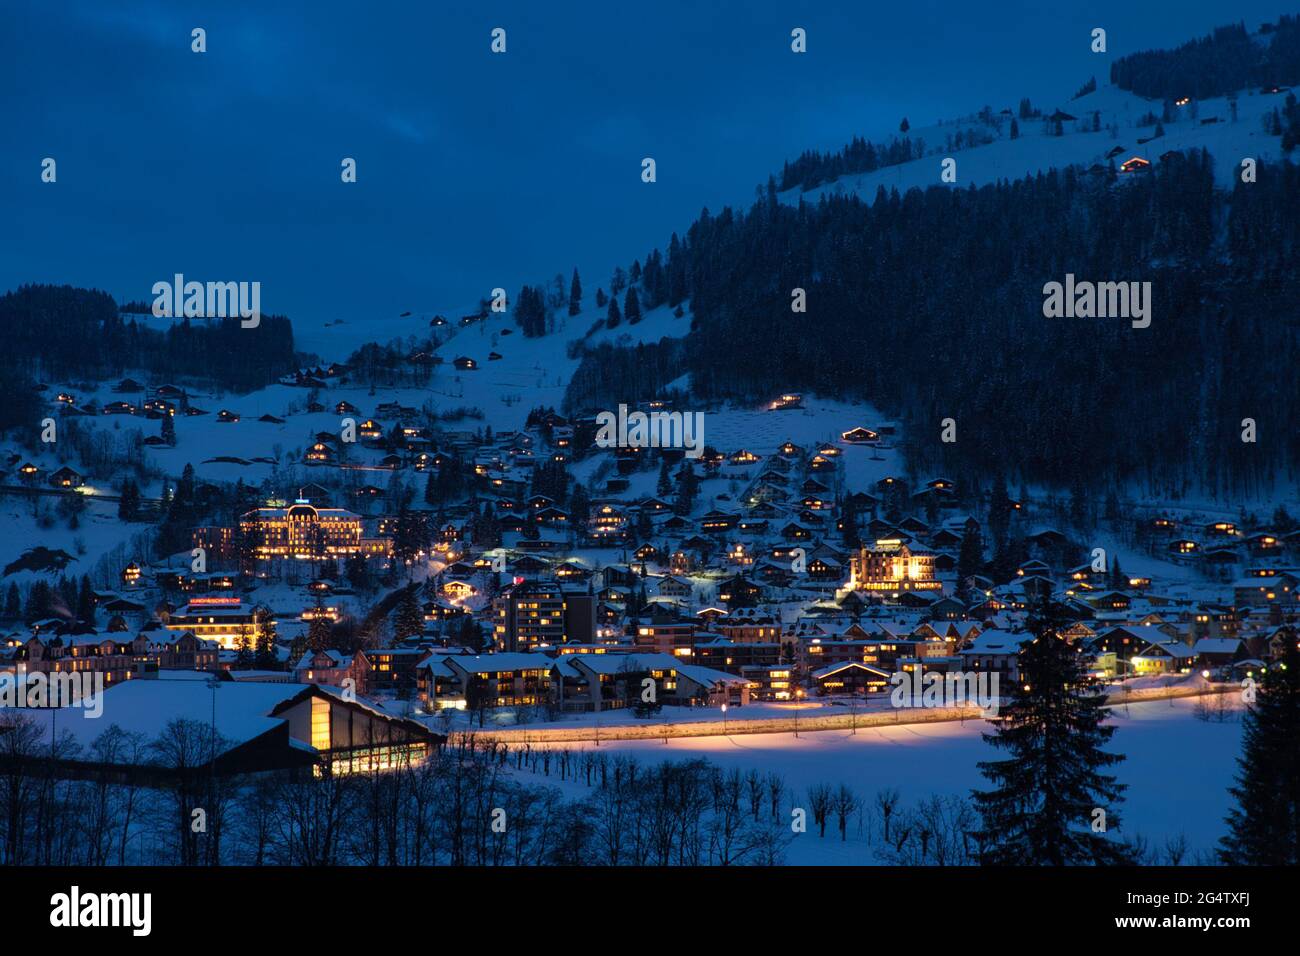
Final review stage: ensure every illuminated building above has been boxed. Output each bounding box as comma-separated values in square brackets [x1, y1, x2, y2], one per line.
[162, 598, 275, 651]
[850, 538, 941, 592]
[492, 581, 595, 652]
[239, 499, 364, 560]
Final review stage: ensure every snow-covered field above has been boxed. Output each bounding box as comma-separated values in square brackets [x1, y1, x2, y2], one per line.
[539, 697, 1243, 864]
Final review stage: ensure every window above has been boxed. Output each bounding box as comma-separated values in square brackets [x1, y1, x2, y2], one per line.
[311, 697, 331, 750]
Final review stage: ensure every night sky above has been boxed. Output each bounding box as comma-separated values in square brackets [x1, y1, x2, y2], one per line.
[2, 0, 1289, 327]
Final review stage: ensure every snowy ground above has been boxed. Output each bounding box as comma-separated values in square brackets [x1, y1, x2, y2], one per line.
[522, 696, 1244, 864]
[784, 83, 1286, 207]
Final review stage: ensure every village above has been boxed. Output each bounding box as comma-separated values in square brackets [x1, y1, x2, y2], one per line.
[2, 359, 1296, 782]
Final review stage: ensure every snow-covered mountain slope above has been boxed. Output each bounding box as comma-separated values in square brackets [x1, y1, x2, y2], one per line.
[782, 83, 1288, 205]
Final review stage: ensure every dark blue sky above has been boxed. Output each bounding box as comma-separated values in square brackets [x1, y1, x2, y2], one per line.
[2, 0, 1289, 327]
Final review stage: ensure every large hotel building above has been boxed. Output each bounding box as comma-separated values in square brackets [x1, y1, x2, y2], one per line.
[162, 597, 276, 650]
[850, 539, 942, 593]
[239, 500, 364, 560]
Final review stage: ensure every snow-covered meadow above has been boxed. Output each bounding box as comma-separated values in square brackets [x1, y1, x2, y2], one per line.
[533, 697, 1244, 864]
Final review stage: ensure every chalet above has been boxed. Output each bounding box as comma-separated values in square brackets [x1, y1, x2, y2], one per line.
[718, 575, 762, 607]
[1245, 532, 1284, 557]
[554, 560, 593, 582]
[216, 409, 240, 423]
[304, 442, 335, 464]
[442, 580, 476, 600]
[806, 556, 844, 583]
[959, 629, 1032, 683]
[725, 542, 755, 567]
[48, 466, 84, 488]
[453, 357, 478, 371]
[1202, 547, 1240, 568]
[840, 427, 879, 444]
[808, 455, 835, 473]
[335, 401, 361, 415]
[810, 660, 892, 696]
[780, 522, 813, 542]
[846, 491, 879, 511]
[1191, 638, 1244, 669]
[700, 511, 739, 533]
[102, 401, 136, 416]
[768, 393, 804, 411]
[1131, 639, 1195, 675]
[1232, 574, 1297, 609]
[294, 648, 356, 686]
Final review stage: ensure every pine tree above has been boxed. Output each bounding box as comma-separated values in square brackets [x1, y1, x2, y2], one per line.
[623, 286, 642, 325]
[25, 580, 53, 622]
[118, 478, 140, 521]
[656, 458, 672, 497]
[957, 518, 984, 588]
[253, 615, 276, 669]
[989, 475, 1012, 549]
[3, 583, 19, 621]
[393, 586, 424, 641]
[1219, 629, 1300, 864]
[76, 576, 96, 625]
[568, 268, 583, 316]
[235, 629, 254, 669]
[673, 463, 699, 516]
[972, 602, 1135, 865]
[307, 613, 332, 653]
[161, 414, 176, 446]
[568, 483, 590, 527]
[606, 297, 621, 329]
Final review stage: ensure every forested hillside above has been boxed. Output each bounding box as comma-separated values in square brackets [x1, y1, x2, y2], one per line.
[0, 284, 297, 392]
[567, 150, 1299, 500]
[1110, 14, 1300, 100]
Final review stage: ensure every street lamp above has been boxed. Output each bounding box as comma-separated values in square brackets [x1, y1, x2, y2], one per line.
[721, 701, 728, 735]
[794, 687, 805, 738]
